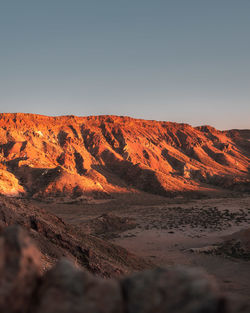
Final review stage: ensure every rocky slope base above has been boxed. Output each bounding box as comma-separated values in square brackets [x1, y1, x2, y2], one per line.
[0, 113, 249, 199]
[81, 213, 137, 239]
[190, 227, 250, 260]
[0, 225, 231, 313]
[0, 195, 150, 276]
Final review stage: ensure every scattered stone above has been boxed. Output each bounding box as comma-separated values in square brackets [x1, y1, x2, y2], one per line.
[142, 206, 249, 232]
[188, 245, 220, 255]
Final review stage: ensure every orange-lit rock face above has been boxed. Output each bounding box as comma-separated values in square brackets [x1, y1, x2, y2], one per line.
[0, 113, 249, 198]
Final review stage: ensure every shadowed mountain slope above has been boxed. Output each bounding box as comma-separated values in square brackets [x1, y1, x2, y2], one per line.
[0, 113, 249, 199]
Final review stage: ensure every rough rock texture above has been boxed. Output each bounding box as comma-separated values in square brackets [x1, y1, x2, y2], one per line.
[0, 195, 151, 276]
[0, 113, 249, 199]
[0, 226, 41, 313]
[32, 259, 123, 313]
[189, 228, 250, 261]
[0, 225, 229, 313]
[208, 228, 250, 260]
[81, 213, 137, 239]
[121, 267, 225, 313]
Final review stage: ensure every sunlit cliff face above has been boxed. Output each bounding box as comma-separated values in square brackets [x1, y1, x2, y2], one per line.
[0, 113, 249, 199]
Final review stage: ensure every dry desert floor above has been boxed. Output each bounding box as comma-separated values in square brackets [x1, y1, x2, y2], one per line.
[36, 193, 250, 306]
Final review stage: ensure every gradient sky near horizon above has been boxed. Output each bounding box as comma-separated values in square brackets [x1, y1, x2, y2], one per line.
[0, 1, 249, 130]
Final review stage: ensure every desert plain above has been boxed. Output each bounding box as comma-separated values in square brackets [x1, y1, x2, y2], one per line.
[38, 192, 250, 306]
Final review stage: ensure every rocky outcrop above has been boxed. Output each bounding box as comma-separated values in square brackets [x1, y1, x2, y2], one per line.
[0, 225, 229, 313]
[0, 195, 151, 276]
[32, 259, 123, 313]
[0, 226, 41, 313]
[189, 228, 250, 261]
[81, 213, 137, 239]
[121, 268, 225, 313]
[0, 113, 249, 199]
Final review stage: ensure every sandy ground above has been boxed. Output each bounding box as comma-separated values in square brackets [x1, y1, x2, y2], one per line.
[37, 193, 250, 304]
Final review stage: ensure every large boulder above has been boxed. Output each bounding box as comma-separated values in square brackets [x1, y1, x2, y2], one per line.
[0, 226, 41, 313]
[121, 267, 225, 313]
[32, 259, 123, 313]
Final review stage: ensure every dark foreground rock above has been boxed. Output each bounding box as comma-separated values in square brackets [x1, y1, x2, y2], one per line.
[0, 225, 240, 313]
[0, 226, 41, 313]
[121, 268, 224, 313]
[31, 259, 123, 313]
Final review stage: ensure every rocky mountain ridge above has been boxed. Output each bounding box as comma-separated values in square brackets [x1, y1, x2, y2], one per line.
[0, 113, 249, 199]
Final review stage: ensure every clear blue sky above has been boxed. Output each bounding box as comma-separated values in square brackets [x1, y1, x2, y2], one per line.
[0, 0, 249, 129]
